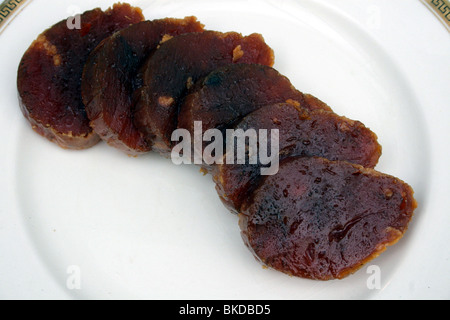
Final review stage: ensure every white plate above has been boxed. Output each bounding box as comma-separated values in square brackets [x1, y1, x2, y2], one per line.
[1, 0, 449, 300]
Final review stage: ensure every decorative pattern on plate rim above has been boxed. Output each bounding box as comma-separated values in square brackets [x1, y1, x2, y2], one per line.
[1, 0, 450, 33]
[421, 0, 450, 31]
[0, 0, 29, 33]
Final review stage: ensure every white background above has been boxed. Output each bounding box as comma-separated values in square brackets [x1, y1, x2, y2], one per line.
[0, 0, 449, 300]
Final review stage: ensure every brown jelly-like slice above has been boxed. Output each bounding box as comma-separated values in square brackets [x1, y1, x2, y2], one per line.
[240, 157, 416, 280]
[17, 3, 144, 150]
[133, 31, 275, 156]
[213, 102, 382, 213]
[177, 64, 332, 137]
[82, 17, 204, 156]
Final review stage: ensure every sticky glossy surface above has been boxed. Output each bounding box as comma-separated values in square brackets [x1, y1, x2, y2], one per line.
[240, 157, 416, 280]
[214, 102, 382, 213]
[82, 17, 204, 155]
[133, 31, 275, 155]
[17, 3, 144, 149]
[178, 63, 331, 136]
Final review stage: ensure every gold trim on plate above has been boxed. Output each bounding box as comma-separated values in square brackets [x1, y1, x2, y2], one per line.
[1, 1, 449, 33]
[420, 0, 450, 31]
[0, 0, 29, 33]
